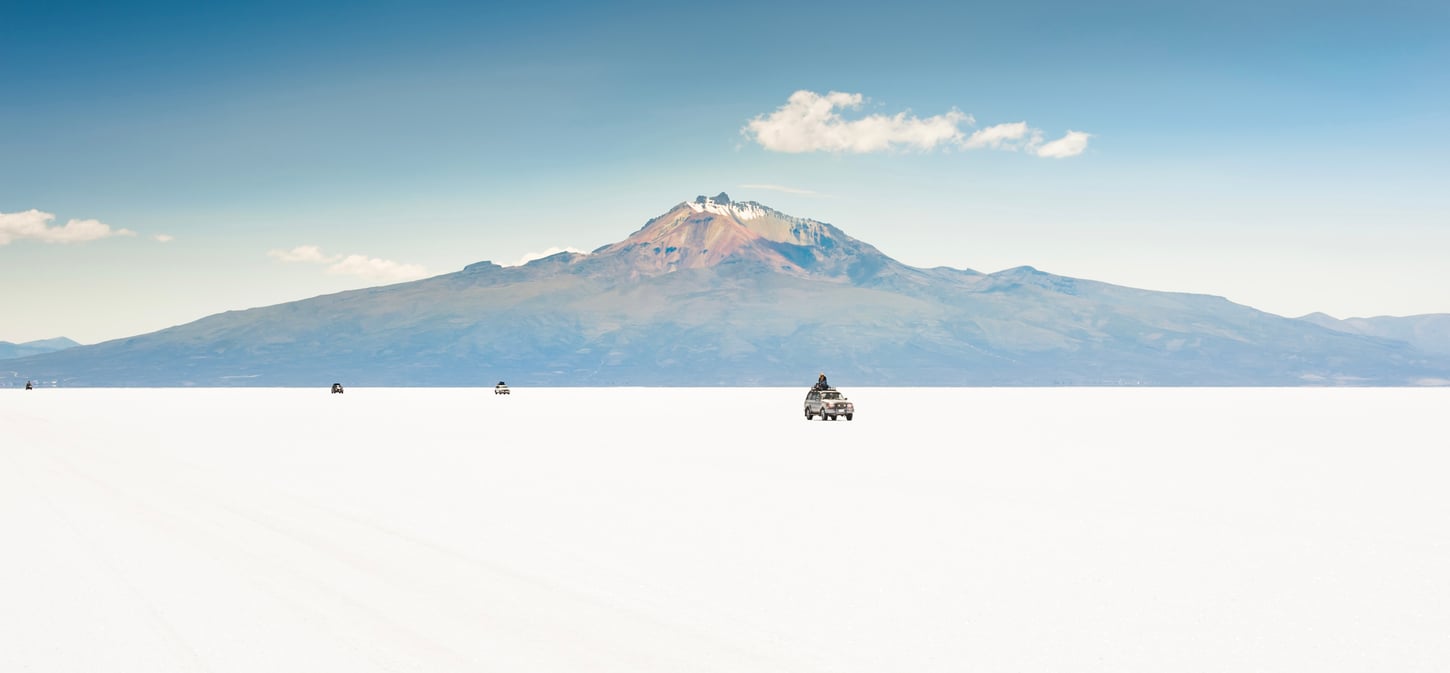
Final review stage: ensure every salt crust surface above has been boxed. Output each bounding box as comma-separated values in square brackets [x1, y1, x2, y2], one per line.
[3, 387, 1448, 672]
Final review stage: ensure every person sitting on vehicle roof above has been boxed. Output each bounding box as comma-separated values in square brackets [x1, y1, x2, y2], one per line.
[814, 372, 829, 390]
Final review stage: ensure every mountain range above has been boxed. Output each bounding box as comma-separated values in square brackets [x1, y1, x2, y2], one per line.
[1297, 312, 1450, 357]
[0, 337, 80, 361]
[6, 194, 1449, 387]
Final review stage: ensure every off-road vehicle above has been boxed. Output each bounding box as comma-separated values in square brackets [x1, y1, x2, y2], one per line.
[804, 387, 854, 421]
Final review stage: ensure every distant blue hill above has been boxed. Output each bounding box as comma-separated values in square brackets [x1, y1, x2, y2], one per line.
[1297, 312, 1450, 357]
[0, 337, 80, 361]
[5, 194, 1449, 387]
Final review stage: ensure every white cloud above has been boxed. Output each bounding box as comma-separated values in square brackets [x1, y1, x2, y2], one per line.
[327, 255, 429, 282]
[1034, 130, 1093, 158]
[964, 121, 1038, 150]
[742, 91, 1091, 159]
[0, 209, 136, 245]
[153, 234, 175, 243]
[743, 90, 971, 154]
[270, 245, 428, 282]
[268, 245, 340, 264]
[738, 184, 826, 196]
[512, 246, 586, 267]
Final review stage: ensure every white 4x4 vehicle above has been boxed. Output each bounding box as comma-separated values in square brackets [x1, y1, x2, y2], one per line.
[804, 387, 854, 421]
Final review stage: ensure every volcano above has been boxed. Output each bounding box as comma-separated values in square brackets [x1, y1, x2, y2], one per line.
[6, 194, 1449, 386]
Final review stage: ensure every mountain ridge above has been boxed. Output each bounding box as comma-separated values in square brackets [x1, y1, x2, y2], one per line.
[1297, 312, 1450, 356]
[0, 337, 81, 361]
[5, 195, 1449, 387]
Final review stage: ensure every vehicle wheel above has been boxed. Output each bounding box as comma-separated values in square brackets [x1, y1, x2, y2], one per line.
[819, 412, 828, 421]
[845, 414, 853, 421]
[804, 409, 812, 419]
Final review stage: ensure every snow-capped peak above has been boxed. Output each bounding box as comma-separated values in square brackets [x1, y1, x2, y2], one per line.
[686, 193, 766, 221]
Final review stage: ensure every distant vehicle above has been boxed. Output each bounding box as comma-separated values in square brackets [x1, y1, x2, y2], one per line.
[331, 383, 344, 394]
[495, 381, 510, 395]
[804, 387, 853, 421]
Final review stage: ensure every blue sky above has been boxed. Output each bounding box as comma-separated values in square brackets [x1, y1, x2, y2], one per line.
[3, 0, 1447, 343]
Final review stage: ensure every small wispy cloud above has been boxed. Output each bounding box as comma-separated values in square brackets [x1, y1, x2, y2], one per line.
[268, 245, 338, 264]
[963, 121, 1037, 151]
[269, 245, 428, 282]
[327, 254, 429, 282]
[742, 90, 1091, 159]
[0, 209, 136, 245]
[738, 184, 827, 197]
[512, 246, 586, 267]
[1034, 130, 1092, 158]
[153, 234, 175, 243]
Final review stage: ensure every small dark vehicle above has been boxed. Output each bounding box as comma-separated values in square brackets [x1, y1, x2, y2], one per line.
[495, 381, 510, 395]
[331, 383, 344, 394]
[804, 387, 854, 421]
